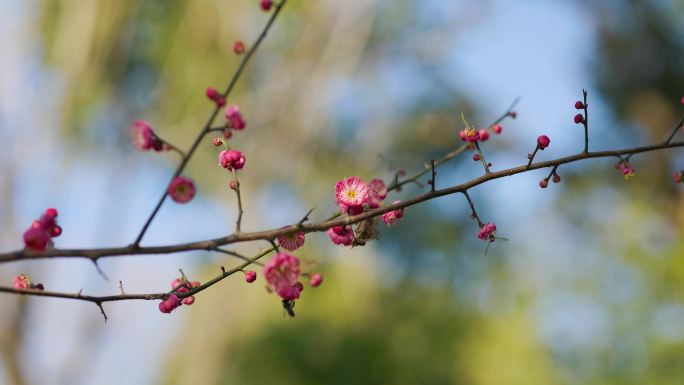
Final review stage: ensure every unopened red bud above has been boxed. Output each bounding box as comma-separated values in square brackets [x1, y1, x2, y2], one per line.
[230, 180, 240, 190]
[206, 87, 219, 101]
[213, 137, 223, 147]
[575, 101, 584, 109]
[527, 153, 533, 160]
[427, 179, 433, 185]
[493, 124, 503, 134]
[552, 174, 561, 183]
[537, 135, 550, 150]
[487, 162, 492, 167]
[260, 0, 273, 11]
[223, 130, 233, 139]
[539, 179, 548, 188]
[509, 111, 517, 119]
[244, 270, 257, 283]
[50, 225, 62, 237]
[473, 154, 480, 161]
[233, 40, 245, 55]
[216, 97, 226, 108]
[574, 114, 584, 124]
[673, 171, 683, 184]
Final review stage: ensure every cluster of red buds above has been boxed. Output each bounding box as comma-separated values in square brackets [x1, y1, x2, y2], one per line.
[23, 208, 61, 251]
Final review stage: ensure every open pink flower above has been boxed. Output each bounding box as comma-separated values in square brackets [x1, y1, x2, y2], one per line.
[382, 200, 404, 225]
[219, 150, 246, 171]
[477, 222, 497, 240]
[168, 176, 196, 203]
[263, 253, 302, 300]
[459, 127, 480, 142]
[327, 225, 354, 246]
[277, 231, 305, 251]
[335, 176, 368, 207]
[13, 274, 30, 289]
[367, 179, 388, 208]
[225, 105, 246, 130]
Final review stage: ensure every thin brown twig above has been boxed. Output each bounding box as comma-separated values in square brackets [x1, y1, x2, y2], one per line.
[0, 247, 275, 315]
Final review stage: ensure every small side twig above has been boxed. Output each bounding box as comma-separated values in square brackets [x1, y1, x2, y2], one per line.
[430, 160, 436, 192]
[233, 170, 244, 233]
[462, 190, 484, 227]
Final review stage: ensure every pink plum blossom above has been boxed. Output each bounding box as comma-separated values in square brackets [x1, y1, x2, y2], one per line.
[367, 179, 388, 208]
[335, 176, 368, 207]
[225, 105, 246, 130]
[219, 150, 246, 171]
[263, 253, 302, 300]
[168, 176, 196, 203]
[382, 200, 404, 225]
[477, 222, 497, 240]
[327, 225, 354, 246]
[277, 231, 305, 251]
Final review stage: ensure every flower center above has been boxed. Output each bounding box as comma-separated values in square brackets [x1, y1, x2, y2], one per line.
[346, 190, 356, 199]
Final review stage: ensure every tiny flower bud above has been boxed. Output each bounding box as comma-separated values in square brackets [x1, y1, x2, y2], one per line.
[427, 179, 433, 185]
[245, 270, 257, 283]
[487, 162, 492, 167]
[673, 171, 683, 184]
[574, 114, 584, 124]
[233, 40, 246, 55]
[473, 154, 480, 161]
[182, 296, 195, 305]
[539, 179, 548, 188]
[527, 153, 533, 160]
[260, 0, 273, 11]
[44, 208, 58, 218]
[229, 180, 240, 190]
[216, 97, 226, 108]
[293, 282, 304, 292]
[213, 137, 223, 147]
[552, 174, 561, 183]
[310, 273, 323, 287]
[206, 87, 219, 101]
[575, 101, 584, 109]
[680, 96, 684, 106]
[509, 111, 517, 119]
[493, 124, 503, 135]
[478, 129, 490, 142]
[50, 225, 62, 237]
[223, 130, 233, 139]
[537, 135, 550, 150]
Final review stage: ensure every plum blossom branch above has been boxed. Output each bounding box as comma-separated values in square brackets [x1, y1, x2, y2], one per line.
[132, 0, 288, 247]
[3, 139, 683, 263]
[0, 247, 276, 319]
[387, 97, 519, 192]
